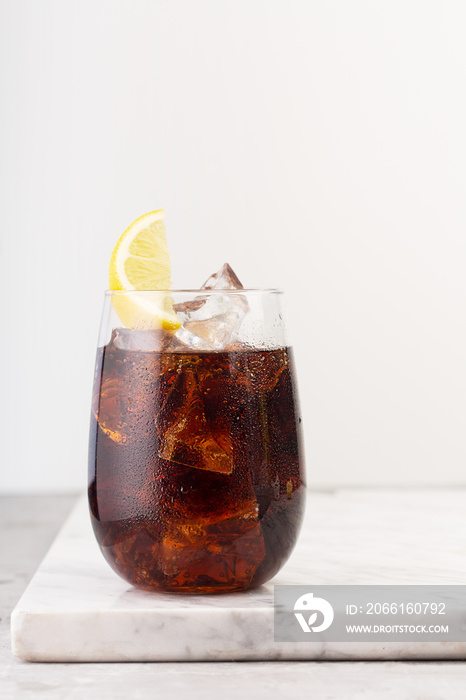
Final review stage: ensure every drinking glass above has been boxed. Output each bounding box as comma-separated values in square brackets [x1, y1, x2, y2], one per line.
[88, 289, 305, 593]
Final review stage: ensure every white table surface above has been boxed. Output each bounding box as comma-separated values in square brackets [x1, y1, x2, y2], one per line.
[2, 490, 466, 699]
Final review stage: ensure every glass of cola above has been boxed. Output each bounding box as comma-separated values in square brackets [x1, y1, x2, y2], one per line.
[89, 267, 306, 593]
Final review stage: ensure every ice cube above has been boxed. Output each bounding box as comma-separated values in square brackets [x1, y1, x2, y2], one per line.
[174, 311, 244, 351]
[155, 368, 235, 473]
[172, 263, 244, 317]
[94, 343, 164, 445]
[201, 262, 244, 290]
[158, 506, 265, 582]
[172, 297, 207, 314]
[155, 465, 264, 582]
[171, 263, 248, 351]
[230, 348, 289, 393]
[112, 328, 172, 352]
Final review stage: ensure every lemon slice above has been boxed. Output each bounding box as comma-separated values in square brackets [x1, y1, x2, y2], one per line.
[109, 210, 181, 330]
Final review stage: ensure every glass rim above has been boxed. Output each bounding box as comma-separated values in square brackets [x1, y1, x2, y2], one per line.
[104, 288, 283, 295]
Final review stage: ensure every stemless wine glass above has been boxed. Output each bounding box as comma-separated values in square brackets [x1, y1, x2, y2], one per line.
[88, 289, 305, 593]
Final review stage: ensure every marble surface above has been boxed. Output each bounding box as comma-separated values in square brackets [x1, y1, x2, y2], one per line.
[10, 489, 466, 663]
[4, 492, 466, 700]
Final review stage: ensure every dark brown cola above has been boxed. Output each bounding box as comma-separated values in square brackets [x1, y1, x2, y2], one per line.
[88, 330, 305, 593]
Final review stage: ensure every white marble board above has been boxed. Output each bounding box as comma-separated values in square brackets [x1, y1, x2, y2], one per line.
[11, 489, 466, 662]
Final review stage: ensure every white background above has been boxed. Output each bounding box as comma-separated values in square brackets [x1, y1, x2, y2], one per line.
[1, 0, 465, 492]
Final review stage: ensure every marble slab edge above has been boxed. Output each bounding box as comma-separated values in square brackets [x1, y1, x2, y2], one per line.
[11, 608, 466, 663]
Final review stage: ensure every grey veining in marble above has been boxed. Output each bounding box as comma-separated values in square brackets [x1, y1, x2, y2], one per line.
[10, 490, 466, 662]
